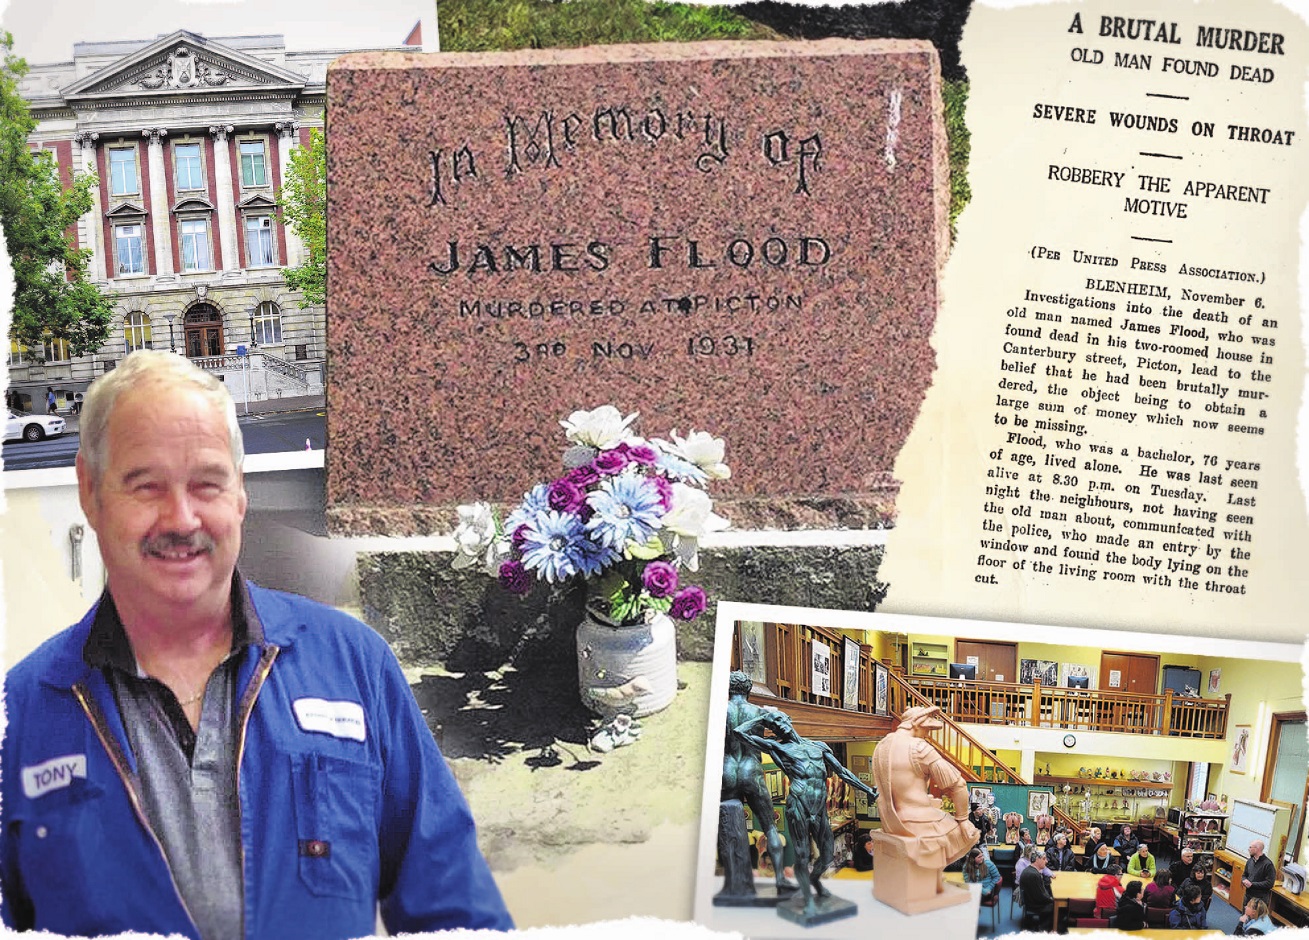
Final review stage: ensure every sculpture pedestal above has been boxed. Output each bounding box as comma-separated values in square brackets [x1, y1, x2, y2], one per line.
[714, 799, 794, 907]
[869, 831, 974, 915]
[777, 892, 859, 926]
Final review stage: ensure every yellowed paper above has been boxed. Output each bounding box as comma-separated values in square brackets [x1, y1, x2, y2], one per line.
[886, 0, 1309, 642]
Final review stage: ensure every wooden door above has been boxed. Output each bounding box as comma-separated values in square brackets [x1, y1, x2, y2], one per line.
[956, 640, 1017, 684]
[1100, 651, 1159, 731]
[1099, 652, 1158, 694]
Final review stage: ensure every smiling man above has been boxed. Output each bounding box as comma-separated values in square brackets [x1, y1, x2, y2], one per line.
[0, 351, 512, 938]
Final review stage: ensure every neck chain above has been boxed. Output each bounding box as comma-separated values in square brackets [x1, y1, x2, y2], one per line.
[177, 686, 206, 707]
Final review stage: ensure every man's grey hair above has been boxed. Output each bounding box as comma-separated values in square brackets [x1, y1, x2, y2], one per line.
[80, 350, 243, 481]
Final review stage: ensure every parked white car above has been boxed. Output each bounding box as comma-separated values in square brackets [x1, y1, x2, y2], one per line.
[5, 410, 65, 443]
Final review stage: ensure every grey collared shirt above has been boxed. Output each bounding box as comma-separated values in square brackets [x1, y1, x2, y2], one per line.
[84, 578, 265, 940]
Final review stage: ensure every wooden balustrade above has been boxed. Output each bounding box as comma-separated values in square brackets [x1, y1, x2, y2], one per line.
[907, 676, 1229, 739]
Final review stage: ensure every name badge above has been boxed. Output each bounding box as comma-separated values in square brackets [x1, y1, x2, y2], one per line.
[293, 698, 366, 742]
[22, 754, 88, 799]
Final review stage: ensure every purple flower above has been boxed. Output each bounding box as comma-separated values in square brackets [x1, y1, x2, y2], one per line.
[669, 585, 708, 621]
[548, 478, 586, 513]
[594, 449, 629, 475]
[627, 444, 658, 465]
[642, 561, 679, 598]
[499, 560, 532, 595]
[648, 475, 674, 512]
[568, 464, 600, 488]
[511, 524, 530, 555]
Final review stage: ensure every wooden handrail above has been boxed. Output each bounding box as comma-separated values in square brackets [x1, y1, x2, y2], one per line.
[883, 669, 1024, 785]
[905, 676, 1229, 740]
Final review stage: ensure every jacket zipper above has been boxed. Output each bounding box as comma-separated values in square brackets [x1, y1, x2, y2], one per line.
[234, 645, 279, 940]
[72, 681, 201, 937]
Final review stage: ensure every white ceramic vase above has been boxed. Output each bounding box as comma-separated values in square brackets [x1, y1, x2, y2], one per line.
[575, 607, 677, 719]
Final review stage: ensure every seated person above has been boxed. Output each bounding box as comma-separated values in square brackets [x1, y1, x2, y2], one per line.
[1015, 844, 1054, 883]
[1096, 864, 1124, 911]
[1234, 897, 1276, 936]
[1180, 865, 1214, 910]
[963, 846, 1001, 896]
[1127, 843, 1157, 879]
[1169, 847, 1197, 889]
[1115, 880, 1147, 931]
[1019, 850, 1055, 928]
[1088, 842, 1115, 873]
[1143, 869, 1175, 909]
[1114, 824, 1140, 855]
[1082, 827, 1104, 862]
[1019, 828, 1034, 848]
[1045, 833, 1077, 872]
[968, 802, 994, 846]
[1169, 884, 1208, 929]
[852, 831, 874, 872]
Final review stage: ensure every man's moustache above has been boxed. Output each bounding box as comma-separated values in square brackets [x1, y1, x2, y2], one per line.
[141, 532, 216, 554]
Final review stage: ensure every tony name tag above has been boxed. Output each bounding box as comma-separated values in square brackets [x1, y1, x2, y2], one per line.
[292, 698, 366, 742]
[22, 754, 88, 799]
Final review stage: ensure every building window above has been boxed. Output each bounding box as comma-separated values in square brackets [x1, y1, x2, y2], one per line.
[174, 142, 204, 191]
[109, 146, 139, 196]
[252, 301, 282, 345]
[124, 312, 153, 353]
[239, 140, 267, 187]
[245, 215, 276, 267]
[114, 223, 144, 275]
[9, 340, 27, 366]
[43, 337, 71, 363]
[180, 219, 212, 271]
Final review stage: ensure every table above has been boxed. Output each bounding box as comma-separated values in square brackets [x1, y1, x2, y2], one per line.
[1047, 871, 1129, 931]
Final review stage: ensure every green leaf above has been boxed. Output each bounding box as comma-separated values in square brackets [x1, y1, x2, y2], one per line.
[625, 535, 665, 560]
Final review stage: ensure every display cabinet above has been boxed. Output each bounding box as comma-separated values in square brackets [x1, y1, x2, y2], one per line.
[911, 641, 949, 677]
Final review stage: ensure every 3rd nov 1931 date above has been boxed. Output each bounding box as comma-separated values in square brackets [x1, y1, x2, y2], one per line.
[511, 334, 757, 363]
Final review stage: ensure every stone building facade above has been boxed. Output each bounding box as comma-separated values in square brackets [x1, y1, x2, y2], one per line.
[12, 29, 406, 413]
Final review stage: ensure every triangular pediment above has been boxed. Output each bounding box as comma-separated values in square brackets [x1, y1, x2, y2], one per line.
[173, 196, 215, 213]
[105, 201, 146, 218]
[63, 30, 305, 100]
[237, 193, 278, 210]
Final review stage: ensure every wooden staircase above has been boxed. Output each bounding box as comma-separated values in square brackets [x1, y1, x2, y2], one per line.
[884, 668, 1081, 832]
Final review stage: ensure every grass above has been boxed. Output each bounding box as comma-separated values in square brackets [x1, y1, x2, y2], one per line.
[437, 0, 777, 51]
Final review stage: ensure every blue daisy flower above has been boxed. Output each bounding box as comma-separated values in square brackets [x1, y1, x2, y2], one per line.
[574, 533, 620, 578]
[505, 483, 551, 534]
[520, 510, 588, 583]
[654, 450, 708, 484]
[585, 473, 665, 549]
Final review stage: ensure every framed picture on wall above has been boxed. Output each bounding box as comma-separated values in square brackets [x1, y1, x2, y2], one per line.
[1230, 724, 1252, 774]
[737, 620, 771, 693]
[1028, 790, 1053, 817]
[842, 637, 860, 711]
[874, 663, 889, 716]
[969, 785, 992, 806]
[1208, 668, 1221, 695]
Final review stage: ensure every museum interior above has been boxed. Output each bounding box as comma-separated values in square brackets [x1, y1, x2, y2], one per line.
[726, 620, 1307, 935]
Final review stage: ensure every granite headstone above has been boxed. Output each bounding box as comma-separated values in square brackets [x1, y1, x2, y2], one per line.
[326, 39, 948, 535]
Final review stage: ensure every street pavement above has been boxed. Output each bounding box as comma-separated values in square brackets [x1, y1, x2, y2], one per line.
[2, 407, 327, 472]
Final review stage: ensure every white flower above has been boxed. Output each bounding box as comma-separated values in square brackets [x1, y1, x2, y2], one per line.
[451, 502, 505, 574]
[667, 429, 731, 480]
[660, 483, 730, 571]
[561, 405, 638, 450]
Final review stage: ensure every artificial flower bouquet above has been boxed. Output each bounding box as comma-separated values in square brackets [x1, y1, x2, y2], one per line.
[451, 405, 730, 626]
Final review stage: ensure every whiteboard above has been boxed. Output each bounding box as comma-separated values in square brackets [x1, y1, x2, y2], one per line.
[1226, 798, 1282, 859]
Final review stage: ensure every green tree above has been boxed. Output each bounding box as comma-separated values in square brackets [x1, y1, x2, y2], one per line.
[0, 31, 113, 357]
[277, 126, 326, 307]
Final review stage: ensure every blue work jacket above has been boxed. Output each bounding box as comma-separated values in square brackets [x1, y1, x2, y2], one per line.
[1, 583, 513, 938]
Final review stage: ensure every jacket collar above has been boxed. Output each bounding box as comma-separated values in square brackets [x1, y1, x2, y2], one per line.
[38, 576, 300, 691]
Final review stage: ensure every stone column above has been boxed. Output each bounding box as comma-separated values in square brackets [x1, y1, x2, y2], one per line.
[275, 121, 303, 265]
[209, 124, 239, 272]
[74, 131, 105, 282]
[143, 127, 173, 276]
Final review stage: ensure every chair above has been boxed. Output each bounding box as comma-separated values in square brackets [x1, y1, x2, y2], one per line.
[1009, 883, 1023, 920]
[1145, 906, 1171, 927]
[1066, 898, 1096, 927]
[1077, 918, 1111, 929]
[977, 884, 1001, 932]
[1097, 907, 1116, 920]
